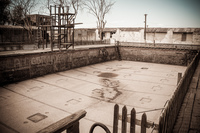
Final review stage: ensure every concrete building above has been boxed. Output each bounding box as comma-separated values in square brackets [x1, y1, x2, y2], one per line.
[82, 27, 200, 45]
[1, 26, 200, 51]
[0, 25, 38, 51]
[26, 14, 51, 27]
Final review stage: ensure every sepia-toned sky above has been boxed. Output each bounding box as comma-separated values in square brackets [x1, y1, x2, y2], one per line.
[35, 0, 200, 28]
[75, 0, 200, 28]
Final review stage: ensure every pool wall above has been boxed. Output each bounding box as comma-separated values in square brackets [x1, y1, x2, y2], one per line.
[0, 46, 197, 85]
[120, 46, 196, 65]
[0, 47, 117, 84]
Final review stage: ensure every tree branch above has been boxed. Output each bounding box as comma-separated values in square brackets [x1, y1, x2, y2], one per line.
[83, 0, 115, 40]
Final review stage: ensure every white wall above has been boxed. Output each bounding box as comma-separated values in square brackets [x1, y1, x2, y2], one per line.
[74, 28, 200, 44]
[112, 28, 199, 44]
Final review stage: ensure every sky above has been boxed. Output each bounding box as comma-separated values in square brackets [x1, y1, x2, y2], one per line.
[75, 0, 200, 28]
[35, 0, 200, 28]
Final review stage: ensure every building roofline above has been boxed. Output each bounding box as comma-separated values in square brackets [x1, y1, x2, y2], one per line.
[0, 25, 38, 29]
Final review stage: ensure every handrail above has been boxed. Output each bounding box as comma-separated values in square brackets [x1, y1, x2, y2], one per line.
[37, 110, 86, 133]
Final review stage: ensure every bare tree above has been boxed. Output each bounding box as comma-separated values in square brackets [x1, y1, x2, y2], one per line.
[39, 0, 82, 19]
[39, 0, 54, 14]
[0, 0, 11, 25]
[83, 0, 115, 40]
[10, 0, 38, 42]
[54, 0, 82, 19]
[70, 0, 82, 19]
[12, 5, 24, 25]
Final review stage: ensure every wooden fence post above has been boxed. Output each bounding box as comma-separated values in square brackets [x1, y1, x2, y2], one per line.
[122, 106, 127, 133]
[67, 121, 79, 133]
[158, 116, 162, 133]
[130, 108, 136, 133]
[113, 104, 119, 133]
[141, 113, 147, 133]
[177, 73, 182, 85]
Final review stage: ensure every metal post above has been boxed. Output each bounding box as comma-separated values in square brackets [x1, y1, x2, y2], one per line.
[144, 14, 147, 41]
[50, 5, 53, 51]
[38, 14, 40, 48]
[58, 6, 61, 50]
[42, 17, 44, 49]
[66, 6, 69, 46]
[62, 7, 66, 45]
[46, 26, 47, 48]
[54, 5, 56, 49]
[72, 19, 75, 49]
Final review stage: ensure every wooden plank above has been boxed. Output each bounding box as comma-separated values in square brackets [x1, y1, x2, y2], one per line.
[122, 106, 127, 133]
[130, 108, 136, 133]
[113, 104, 119, 133]
[141, 113, 147, 133]
[163, 110, 167, 133]
[37, 110, 86, 133]
[65, 121, 79, 133]
[61, 43, 72, 45]
[55, 13, 75, 15]
[167, 103, 173, 132]
[51, 23, 82, 28]
[39, 25, 51, 27]
[158, 116, 163, 133]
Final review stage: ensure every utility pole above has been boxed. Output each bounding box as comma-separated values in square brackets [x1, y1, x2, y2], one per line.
[144, 14, 147, 41]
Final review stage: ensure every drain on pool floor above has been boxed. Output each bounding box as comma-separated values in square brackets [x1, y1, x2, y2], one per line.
[141, 67, 148, 69]
[27, 113, 47, 123]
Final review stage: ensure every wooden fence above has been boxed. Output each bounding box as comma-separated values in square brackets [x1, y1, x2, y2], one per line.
[90, 104, 158, 133]
[113, 104, 158, 133]
[158, 52, 200, 133]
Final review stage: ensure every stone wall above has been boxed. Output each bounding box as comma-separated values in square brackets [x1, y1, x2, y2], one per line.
[0, 46, 197, 85]
[120, 46, 196, 66]
[0, 47, 117, 84]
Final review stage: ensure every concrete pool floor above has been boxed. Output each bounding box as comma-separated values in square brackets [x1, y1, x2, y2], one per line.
[0, 60, 187, 133]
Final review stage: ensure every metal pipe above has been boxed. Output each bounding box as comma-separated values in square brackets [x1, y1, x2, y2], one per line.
[144, 14, 147, 41]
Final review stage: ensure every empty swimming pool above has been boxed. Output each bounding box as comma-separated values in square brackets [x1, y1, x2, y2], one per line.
[0, 60, 186, 133]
